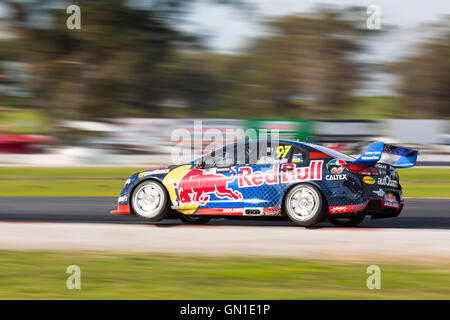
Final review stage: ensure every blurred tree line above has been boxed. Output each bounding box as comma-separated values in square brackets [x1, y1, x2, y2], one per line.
[390, 18, 450, 118]
[0, 0, 448, 120]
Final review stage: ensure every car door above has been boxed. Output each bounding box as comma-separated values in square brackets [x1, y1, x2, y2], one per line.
[235, 141, 296, 210]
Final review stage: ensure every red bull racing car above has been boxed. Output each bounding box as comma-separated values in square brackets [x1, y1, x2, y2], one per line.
[111, 140, 418, 227]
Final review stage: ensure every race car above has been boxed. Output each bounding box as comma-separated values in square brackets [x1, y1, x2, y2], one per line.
[111, 140, 418, 227]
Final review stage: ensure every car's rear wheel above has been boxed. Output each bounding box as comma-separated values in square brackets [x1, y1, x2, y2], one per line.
[284, 184, 325, 226]
[131, 180, 169, 222]
[179, 214, 211, 224]
[328, 215, 365, 227]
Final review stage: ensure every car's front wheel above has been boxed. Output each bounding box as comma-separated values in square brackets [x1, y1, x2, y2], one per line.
[284, 184, 325, 227]
[131, 180, 169, 222]
[328, 215, 365, 227]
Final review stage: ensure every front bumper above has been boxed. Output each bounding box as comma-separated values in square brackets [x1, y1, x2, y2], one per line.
[110, 204, 132, 215]
[110, 187, 133, 215]
[110, 172, 142, 215]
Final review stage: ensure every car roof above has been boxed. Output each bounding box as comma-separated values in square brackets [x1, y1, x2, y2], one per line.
[237, 140, 355, 161]
[193, 139, 354, 163]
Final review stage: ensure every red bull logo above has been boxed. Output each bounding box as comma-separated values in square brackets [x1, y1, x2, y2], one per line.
[280, 161, 323, 183]
[238, 161, 323, 187]
[177, 169, 242, 205]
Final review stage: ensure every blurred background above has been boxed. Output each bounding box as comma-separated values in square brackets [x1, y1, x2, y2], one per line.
[0, 0, 448, 166]
[0, 0, 449, 300]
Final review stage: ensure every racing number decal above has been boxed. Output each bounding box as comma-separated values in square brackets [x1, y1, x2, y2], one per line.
[277, 145, 291, 159]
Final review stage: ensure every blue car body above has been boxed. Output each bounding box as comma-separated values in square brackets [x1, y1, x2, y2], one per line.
[111, 140, 417, 223]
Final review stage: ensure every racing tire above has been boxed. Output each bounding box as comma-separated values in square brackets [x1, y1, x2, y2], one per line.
[178, 214, 212, 224]
[328, 215, 365, 227]
[131, 180, 169, 222]
[284, 183, 326, 227]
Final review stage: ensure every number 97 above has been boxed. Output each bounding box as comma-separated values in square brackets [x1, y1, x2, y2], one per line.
[277, 145, 291, 159]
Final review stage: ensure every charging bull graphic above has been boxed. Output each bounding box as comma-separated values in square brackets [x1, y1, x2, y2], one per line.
[177, 169, 243, 205]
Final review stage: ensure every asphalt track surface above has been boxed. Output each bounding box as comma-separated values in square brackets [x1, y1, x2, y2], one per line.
[0, 197, 448, 229]
[0, 197, 449, 261]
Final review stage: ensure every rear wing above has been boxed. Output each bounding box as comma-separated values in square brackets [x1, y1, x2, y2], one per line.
[353, 142, 418, 168]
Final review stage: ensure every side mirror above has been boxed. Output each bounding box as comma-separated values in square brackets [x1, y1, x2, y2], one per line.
[195, 159, 204, 169]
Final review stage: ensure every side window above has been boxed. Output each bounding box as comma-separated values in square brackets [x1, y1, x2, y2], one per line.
[256, 143, 293, 165]
[202, 142, 307, 167]
[216, 146, 235, 167]
[235, 142, 247, 166]
[247, 142, 259, 165]
[201, 151, 216, 168]
[202, 145, 237, 168]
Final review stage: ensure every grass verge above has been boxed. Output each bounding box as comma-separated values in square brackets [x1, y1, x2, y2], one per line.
[0, 250, 449, 299]
[0, 167, 447, 197]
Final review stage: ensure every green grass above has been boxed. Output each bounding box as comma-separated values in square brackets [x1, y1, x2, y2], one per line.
[0, 167, 146, 196]
[399, 168, 450, 182]
[0, 180, 125, 197]
[0, 250, 448, 299]
[399, 168, 450, 198]
[0, 167, 447, 197]
[402, 182, 450, 198]
[0, 108, 49, 134]
[0, 167, 146, 179]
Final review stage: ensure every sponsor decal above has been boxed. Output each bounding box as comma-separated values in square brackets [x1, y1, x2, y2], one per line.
[118, 195, 128, 203]
[264, 207, 282, 216]
[384, 192, 399, 208]
[256, 157, 288, 165]
[150, 168, 170, 175]
[377, 176, 398, 188]
[360, 156, 379, 160]
[243, 199, 268, 204]
[222, 208, 245, 214]
[360, 151, 381, 161]
[292, 153, 304, 163]
[365, 151, 381, 155]
[139, 168, 170, 178]
[325, 174, 347, 181]
[238, 161, 323, 187]
[329, 204, 365, 214]
[363, 176, 376, 184]
[372, 188, 385, 197]
[329, 206, 350, 213]
[327, 159, 346, 174]
[178, 169, 243, 205]
[280, 161, 323, 183]
[238, 164, 280, 187]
